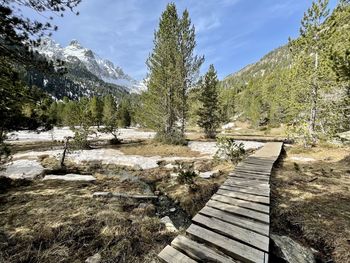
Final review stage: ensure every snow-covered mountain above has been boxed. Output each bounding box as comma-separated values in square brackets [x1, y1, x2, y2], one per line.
[37, 37, 143, 93]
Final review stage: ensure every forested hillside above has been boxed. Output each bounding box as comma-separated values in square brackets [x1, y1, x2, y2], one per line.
[219, 1, 350, 144]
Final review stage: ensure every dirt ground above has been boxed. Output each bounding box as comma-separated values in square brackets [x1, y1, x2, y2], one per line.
[0, 139, 234, 263]
[271, 144, 350, 262]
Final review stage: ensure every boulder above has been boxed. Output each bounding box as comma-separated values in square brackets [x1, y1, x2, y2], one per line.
[160, 216, 177, 232]
[199, 170, 217, 179]
[271, 234, 316, 263]
[85, 253, 101, 263]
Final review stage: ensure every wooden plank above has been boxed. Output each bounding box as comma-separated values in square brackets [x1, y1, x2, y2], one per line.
[231, 171, 270, 178]
[171, 235, 237, 263]
[264, 253, 269, 263]
[220, 185, 269, 197]
[237, 163, 272, 170]
[207, 199, 269, 223]
[187, 224, 265, 263]
[234, 168, 270, 176]
[229, 173, 270, 181]
[211, 194, 269, 214]
[222, 182, 270, 194]
[226, 176, 270, 185]
[217, 189, 270, 205]
[225, 178, 269, 188]
[158, 245, 197, 263]
[192, 214, 270, 252]
[223, 180, 269, 189]
[199, 206, 269, 236]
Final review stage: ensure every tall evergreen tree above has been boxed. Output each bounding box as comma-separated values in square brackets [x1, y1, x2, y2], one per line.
[101, 95, 119, 143]
[290, 0, 330, 144]
[89, 96, 103, 127]
[197, 65, 220, 138]
[178, 10, 204, 134]
[140, 3, 202, 144]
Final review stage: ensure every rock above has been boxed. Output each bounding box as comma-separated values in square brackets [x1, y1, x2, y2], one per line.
[85, 253, 101, 263]
[193, 160, 213, 172]
[199, 170, 217, 179]
[160, 216, 177, 232]
[138, 203, 148, 209]
[0, 160, 44, 180]
[222, 122, 235, 130]
[43, 174, 96, 181]
[169, 208, 176, 213]
[93, 192, 113, 198]
[170, 173, 178, 178]
[271, 234, 316, 263]
[164, 163, 175, 169]
[154, 190, 160, 196]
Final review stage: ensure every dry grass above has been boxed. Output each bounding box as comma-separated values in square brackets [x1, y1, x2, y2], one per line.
[0, 175, 175, 263]
[118, 141, 201, 157]
[156, 159, 232, 217]
[271, 145, 350, 262]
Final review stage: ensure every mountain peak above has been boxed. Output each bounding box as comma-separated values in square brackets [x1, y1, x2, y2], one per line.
[36, 37, 143, 93]
[69, 39, 83, 48]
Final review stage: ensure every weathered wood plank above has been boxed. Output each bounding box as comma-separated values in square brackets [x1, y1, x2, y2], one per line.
[207, 199, 269, 223]
[237, 163, 273, 170]
[225, 178, 269, 188]
[224, 180, 269, 190]
[158, 245, 197, 263]
[187, 224, 265, 263]
[199, 206, 270, 236]
[199, 206, 269, 236]
[226, 176, 270, 185]
[217, 189, 270, 205]
[211, 194, 270, 214]
[234, 168, 271, 176]
[220, 185, 269, 197]
[192, 214, 269, 252]
[264, 253, 269, 263]
[229, 173, 270, 181]
[171, 235, 237, 263]
[222, 182, 270, 195]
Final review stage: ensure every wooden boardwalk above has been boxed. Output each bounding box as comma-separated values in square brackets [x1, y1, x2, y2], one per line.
[158, 142, 283, 263]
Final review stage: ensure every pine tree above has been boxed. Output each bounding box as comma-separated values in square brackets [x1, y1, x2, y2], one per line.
[197, 65, 220, 138]
[117, 98, 131, 128]
[89, 96, 103, 127]
[101, 95, 119, 144]
[290, 0, 330, 144]
[178, 10, 204, 134]
[140, 3, 203, 144]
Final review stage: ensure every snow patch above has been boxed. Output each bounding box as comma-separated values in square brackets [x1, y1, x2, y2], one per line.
[289, 156, 316, 162]
[0, 160, 44, 179]
[43, 174, 96, 181]
[188, 141, 265, 156]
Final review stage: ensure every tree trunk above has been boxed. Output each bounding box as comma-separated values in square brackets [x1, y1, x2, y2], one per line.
[60, 137, 71, 168]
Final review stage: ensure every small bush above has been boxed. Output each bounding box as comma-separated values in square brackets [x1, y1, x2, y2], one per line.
[215, 137, 245, 163]
[175, 162, 198, 185]
[155, 131, 187, 145]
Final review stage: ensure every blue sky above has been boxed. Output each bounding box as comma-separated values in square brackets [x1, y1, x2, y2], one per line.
[29, 0, 337, 80]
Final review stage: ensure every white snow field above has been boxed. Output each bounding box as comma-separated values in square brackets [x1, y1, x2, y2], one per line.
[188, 141, 264, 156]
[6, 127, 155, 144]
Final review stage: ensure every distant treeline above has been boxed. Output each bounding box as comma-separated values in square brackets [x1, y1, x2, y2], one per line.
[218, 0, 350, 144]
